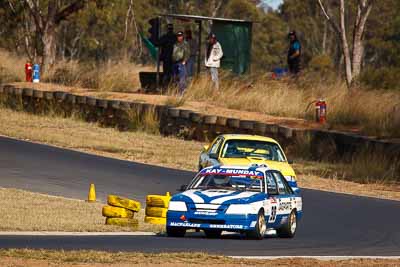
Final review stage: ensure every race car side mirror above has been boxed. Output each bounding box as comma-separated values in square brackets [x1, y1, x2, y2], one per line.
[287, 159, 294, 164]
[178, 184, 187, 192]
[203, 144, 209, 151]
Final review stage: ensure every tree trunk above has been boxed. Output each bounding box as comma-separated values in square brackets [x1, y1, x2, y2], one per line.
[351, 2, 372, 81]
[339, 0, 353, 87]
[41, 23, 57, 73]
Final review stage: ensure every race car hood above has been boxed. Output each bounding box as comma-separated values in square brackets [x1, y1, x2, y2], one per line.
[172, 189, 266, 205]
[219, 157, 296, 177]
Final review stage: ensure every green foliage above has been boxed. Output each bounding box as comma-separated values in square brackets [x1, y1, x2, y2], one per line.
[360, 67, 400, 90]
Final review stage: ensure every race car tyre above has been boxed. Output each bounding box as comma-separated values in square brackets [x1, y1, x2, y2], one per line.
[107, 195, 141, 212]
[144, 216, 166, 225]
[246, 210, 267, 240]
[166, 226, 186, 237]
[146, 195, 171, 208]
[102, 205, 135, 218]
[145, 206, 167, 218]
[277, 210, 297, 238]
[105, 217, 139, 228]
[204, 229, 222, 239]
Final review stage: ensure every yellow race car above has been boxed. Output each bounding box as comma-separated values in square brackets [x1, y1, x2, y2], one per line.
[198, 134, 298, 191]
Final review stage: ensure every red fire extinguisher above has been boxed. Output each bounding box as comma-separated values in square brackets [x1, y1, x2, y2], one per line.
[315, 99, 327, 123]
[25, 61, 32, 82]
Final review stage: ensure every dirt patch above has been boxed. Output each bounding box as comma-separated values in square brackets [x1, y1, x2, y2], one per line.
[0, 188, 162, 232]
[0, 250, 399, 267]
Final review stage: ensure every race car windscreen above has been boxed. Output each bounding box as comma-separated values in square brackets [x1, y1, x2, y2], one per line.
[189, 174, 264, 192]
[221, 140, 286, 162]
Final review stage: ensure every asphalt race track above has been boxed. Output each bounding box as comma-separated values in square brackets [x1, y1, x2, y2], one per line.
[0, 136, 399, 256]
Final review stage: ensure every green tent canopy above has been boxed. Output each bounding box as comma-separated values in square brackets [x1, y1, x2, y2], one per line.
[212, 21, 252, 74]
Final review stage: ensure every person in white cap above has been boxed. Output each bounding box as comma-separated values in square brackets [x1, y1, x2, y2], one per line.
[205, 33, 223, 90]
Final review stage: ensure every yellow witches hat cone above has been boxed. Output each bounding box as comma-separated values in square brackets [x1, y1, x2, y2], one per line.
[88, 183, 96, 202]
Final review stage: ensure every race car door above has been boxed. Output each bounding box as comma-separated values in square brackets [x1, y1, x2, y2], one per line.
[265, 171, 280, 226]
[270, 170, 295, 227]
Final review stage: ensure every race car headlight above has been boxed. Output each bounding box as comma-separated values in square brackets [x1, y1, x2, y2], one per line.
[226, 204, 257, 215]
[168, 201, 187, 211]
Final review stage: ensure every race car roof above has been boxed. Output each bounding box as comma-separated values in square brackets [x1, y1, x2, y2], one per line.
[219, 134, 279, 144]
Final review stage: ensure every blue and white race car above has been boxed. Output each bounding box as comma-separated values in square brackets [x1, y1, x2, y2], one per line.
[167, 165, 303, 239]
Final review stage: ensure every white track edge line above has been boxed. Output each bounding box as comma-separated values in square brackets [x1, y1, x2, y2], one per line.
[230, 256, 400, 261]
[0, 231, 157, 236]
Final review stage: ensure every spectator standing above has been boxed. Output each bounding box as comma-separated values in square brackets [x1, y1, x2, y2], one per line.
[185, 29, 197, 78]
[205, 33, 223, 90]
[172, 31, 190, 95]
[158, 24, 176, 85]
[287, 31, 301, 75]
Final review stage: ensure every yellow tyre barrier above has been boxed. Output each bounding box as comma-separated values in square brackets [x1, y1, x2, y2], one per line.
[107, 195, 141, 212]
[145, 206, 168, 218]
[102, 205, 134, 218]
[105, 217, 139, 228]
[146, 192, 171, 208]
[144, 216, 166, 225]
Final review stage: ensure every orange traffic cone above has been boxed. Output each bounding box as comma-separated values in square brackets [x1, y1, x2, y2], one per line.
[88, 183, 96, 202]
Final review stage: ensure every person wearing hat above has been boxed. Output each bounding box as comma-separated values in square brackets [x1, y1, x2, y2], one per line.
[158, 23, 177, 85]
[287, 31, 301, 75]
[205, 33, 223, 90]
[172, 31, 190, 94]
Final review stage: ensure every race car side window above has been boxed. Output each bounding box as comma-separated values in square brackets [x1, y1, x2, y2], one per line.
[265, 172, 278, 195]
[209, 137, 223, 156]
[272, 171, 291, 195]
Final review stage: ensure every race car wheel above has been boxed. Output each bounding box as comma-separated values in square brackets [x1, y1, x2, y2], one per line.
[166, 226, 186, 237]
[204, 229, 222, 239]
[277, 210, 297, 238]
[246, 210, 266, 240]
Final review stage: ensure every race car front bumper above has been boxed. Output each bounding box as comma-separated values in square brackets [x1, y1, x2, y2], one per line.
[167, 210, 259, 231]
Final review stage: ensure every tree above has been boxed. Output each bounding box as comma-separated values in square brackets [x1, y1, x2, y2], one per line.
[23, 0, 88, 72]
[317, 0, 375, 87]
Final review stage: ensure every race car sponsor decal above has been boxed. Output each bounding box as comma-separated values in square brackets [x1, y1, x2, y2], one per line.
[280, 215, 288, 224]
[169, 222, 201, 228]
[201, 168, 263, 178]
[209, 224, 244, 229]
[278, 201, 292, 212]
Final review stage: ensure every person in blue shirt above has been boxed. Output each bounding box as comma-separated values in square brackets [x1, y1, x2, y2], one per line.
[287, 31, 301, 75]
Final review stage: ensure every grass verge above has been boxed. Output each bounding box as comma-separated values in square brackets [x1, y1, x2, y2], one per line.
[0, 106, 399, 201]
[0, 249, 399, 267]
[0, 187, 162, 232]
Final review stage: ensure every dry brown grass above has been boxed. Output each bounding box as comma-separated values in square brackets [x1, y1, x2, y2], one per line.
[0, 106, 200, 171]
[183, 73, 400, 137]
[0, 187, 162, 232]
[0, 49, 26, 83]
[0, 106, 399, 201]
[43, 59, 155, 92]
[0, 249, 399, 267]
[1, 49, 400, 137]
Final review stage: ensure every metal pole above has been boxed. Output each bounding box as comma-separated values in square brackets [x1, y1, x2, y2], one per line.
[197, 20, 202, 76]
